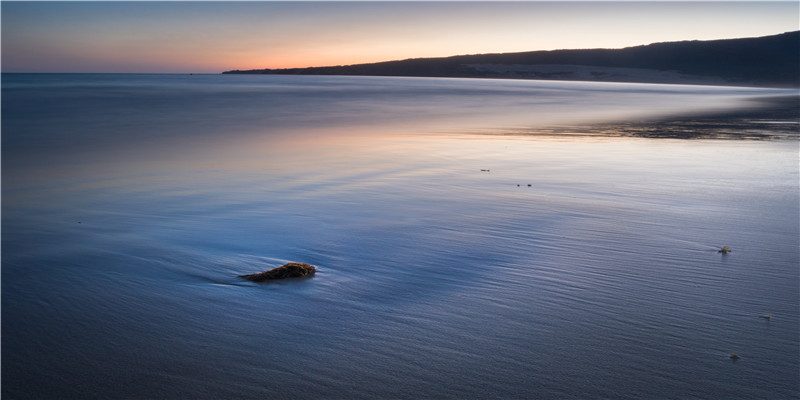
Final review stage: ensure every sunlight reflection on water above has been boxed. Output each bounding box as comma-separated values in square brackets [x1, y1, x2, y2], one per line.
[3, 74, 798, 399]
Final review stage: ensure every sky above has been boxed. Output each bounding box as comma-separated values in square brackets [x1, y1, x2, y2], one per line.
[2, 1, 798, 73]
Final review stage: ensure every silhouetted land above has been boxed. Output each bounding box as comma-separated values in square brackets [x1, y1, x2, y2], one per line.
[224, 31, 799, 88]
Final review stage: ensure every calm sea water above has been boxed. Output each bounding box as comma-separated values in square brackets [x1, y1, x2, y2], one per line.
[3, 74, 798, 399]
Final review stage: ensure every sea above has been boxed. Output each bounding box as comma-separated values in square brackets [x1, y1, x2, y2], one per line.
[2, 73, 798, 399]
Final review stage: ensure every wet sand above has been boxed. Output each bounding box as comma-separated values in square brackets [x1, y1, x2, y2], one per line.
[499, 95, 800, 140]
[3, 74, 797, 400]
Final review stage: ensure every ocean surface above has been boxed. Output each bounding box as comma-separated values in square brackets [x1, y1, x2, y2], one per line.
[2, 74, 798, 399]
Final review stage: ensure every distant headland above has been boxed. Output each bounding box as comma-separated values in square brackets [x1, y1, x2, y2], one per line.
[224, 31, 799, 88]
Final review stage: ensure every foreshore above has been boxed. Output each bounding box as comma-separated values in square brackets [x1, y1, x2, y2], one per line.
[498, 95, 800, 140]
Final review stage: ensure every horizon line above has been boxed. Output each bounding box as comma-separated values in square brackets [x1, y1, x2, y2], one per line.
[5, 29, 796, 75]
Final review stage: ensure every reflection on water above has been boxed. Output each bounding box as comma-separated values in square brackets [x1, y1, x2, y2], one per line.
[2, 74, 798, 399]
[489, 96, 800, 140]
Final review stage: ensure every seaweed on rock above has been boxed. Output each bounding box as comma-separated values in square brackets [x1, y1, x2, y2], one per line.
[239, 262, 316, 282]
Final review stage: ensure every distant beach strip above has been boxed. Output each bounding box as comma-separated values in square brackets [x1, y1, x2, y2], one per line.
[225, 31, 800, 89]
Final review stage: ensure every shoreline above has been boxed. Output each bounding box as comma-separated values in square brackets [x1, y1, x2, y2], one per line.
[489, 95, 800, 140]
[3, 71, 793, 90]
[221, 71, 798, 90]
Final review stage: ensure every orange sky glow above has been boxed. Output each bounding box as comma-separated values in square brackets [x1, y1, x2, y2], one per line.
[2, 1, 798, 73]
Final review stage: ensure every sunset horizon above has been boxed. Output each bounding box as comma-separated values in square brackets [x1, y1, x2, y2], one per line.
[3, 2, 799, 399]
[3, 1, 798, 73]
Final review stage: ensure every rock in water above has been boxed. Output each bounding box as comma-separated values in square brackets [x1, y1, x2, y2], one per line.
[239, 262, 316, 282]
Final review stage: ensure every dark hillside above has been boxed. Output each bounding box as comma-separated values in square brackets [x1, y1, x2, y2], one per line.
[224, 31, 800, 87]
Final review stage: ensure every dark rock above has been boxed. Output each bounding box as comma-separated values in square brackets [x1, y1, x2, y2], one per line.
[239, 262, 316, 282]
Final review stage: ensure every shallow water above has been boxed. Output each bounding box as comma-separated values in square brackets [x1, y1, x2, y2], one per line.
[3, 74, 798, 399]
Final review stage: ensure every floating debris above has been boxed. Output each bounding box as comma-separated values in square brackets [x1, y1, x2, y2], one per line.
[729, 354, 740, 360]
[239, 262, 316, 282]
[480, 169, 490, 172]
[527, 184, 532, 187]
[760, 313, 772, 320]
[718, 246, 731, 254]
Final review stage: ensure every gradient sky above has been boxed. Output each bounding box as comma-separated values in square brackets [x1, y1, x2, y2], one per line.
[2, 1, 798, 73]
